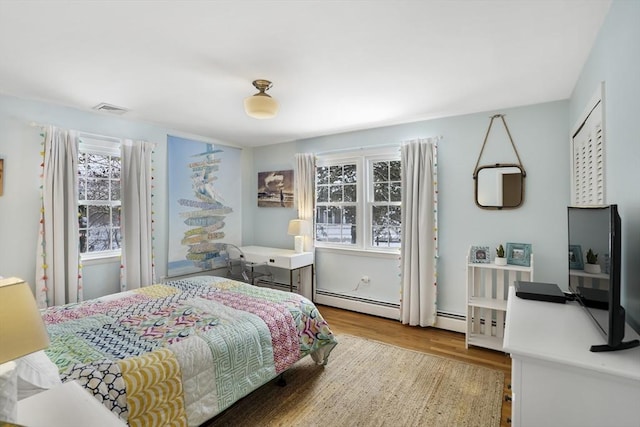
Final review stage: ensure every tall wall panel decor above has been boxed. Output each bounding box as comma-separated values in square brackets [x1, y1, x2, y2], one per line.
[167, 135, 242, 277]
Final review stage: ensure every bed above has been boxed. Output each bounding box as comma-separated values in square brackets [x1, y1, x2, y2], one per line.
[32, 276, 337, 426]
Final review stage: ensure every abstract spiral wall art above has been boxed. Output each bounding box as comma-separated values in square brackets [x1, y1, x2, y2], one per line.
[167, 135, 242, 277]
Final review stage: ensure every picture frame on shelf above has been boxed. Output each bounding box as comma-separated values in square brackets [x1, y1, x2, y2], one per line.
[506, 242, 532, 266]
[470, 246, 490, 263]
[568, 244, 584, 270]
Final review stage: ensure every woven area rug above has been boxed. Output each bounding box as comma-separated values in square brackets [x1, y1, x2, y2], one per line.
[207, 334, 504, 427]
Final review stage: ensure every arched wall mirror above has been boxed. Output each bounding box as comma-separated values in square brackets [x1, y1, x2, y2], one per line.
[475, 164, 524, 209]
[473, 114, 526, 210]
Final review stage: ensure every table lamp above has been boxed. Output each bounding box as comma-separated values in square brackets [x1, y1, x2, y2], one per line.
[0, 277, 50, 423]
[288, 219, 311, 253]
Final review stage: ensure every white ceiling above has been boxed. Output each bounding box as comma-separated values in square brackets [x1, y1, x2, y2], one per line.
[0, 1, 611, 147]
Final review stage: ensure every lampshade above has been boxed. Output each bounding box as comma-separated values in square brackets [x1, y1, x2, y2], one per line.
[244, 79, 279, 119]
[0, 277, 50, 364]
[288, 219, 311, 236]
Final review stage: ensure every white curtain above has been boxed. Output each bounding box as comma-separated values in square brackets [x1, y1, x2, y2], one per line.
[120, 139, 155, 290]
[36, 126, 82, 308]
[294, 153, 316, 251]
[400, 138, 439, 326]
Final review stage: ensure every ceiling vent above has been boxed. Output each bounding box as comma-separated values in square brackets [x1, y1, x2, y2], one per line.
[92, 103, 129, 115]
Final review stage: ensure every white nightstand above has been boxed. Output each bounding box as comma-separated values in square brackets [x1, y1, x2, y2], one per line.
[17, 381, 126, 426]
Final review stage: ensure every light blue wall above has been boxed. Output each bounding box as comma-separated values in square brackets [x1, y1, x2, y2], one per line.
[0, 95, 254, 299]
[251, 101, 571, 315]
[1, 92, 570, 316]
[570, 0, 640, 331]
[7, 0, 636, 321]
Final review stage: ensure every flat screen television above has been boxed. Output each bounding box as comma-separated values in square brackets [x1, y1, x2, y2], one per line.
[568, 205, 639, 352]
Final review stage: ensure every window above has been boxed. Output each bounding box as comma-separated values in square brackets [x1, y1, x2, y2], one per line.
[315, 148, 401, 251]
[370, 159, 401, 248]
[77, 137, 121, 258]
[315, 163, 358, 245]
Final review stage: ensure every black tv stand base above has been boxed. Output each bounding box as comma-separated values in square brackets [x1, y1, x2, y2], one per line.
[590, 339, 640, 352]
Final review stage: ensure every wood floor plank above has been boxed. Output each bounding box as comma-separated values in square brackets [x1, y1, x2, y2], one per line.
[318, 305, 512, 427]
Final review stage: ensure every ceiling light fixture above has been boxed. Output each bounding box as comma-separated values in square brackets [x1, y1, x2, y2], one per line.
[244, 79, 279, 119]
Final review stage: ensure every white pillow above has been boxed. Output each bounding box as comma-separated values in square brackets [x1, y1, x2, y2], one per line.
[15, 351, 62, 400]
[0, 361, 18, 422]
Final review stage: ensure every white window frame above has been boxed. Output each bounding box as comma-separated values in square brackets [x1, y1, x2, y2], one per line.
[315, 155, 362, 247]
[78, 135, 122, 261]
[366, 154, 402, 250]
[315, 147, 400, 253]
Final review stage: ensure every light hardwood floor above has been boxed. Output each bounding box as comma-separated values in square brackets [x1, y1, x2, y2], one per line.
[317, 305, 512, 427]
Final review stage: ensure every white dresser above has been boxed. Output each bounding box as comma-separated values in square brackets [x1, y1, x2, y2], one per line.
[504, 287, 640, 427]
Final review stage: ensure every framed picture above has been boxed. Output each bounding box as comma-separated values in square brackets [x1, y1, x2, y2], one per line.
[569, 244, 584, 270]
[506, 242, 532, 266]
[257, 170, 294, 208]
[470, 246, 490, 263]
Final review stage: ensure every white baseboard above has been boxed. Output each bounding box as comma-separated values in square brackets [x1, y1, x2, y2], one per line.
[314, 293, 466, 333]
[435, 316, 466, 333]
[314, 293, 400, 320]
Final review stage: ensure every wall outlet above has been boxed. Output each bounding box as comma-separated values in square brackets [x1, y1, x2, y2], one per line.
[361, 275, 370, 283]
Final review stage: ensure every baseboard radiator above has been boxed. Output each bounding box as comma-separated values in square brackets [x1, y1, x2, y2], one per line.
[314, 290, 467, 333]
[468, 315, 505, 335]
[255, 279, 298, 292]
[315, 289, 400, 308]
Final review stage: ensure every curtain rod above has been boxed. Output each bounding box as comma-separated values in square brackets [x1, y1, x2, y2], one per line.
[30, 121, 120, 142]
[29, 121, 154, 146]
[29, 121, 47, 130]
[314, 136, 442, 156]
[315, 143, 400, 156]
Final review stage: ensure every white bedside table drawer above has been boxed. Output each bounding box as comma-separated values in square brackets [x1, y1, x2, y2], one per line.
[263, 252, 313, 269]
[240, 246, 314, 269]
[18, 381, 126, 426]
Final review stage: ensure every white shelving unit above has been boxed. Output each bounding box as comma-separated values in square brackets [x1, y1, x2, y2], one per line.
[569, 269, 609, 289]
[466, 254, 534, 351]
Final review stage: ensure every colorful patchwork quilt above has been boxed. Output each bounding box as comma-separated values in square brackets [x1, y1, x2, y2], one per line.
[42, 276, 337, 427]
